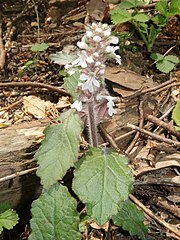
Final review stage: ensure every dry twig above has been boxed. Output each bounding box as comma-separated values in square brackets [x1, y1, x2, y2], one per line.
[145, 114, 180, 138]
[127, 123, 180, 147]
[129, 194, 180, 239]
[0, 81, 70, 96]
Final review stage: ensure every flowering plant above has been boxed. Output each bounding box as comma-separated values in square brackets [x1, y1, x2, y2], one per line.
[28, 22, 147, 240]
[53, 22, 121, 146]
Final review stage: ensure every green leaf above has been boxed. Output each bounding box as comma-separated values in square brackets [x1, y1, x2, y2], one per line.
[169, 0, 180, 16]
[63, 72, 80, 101]
[132, 13, 149, 22]
[156, 59, 176, 73]
[165, 55, 179, 64]
[25, 60, 34, 67]
[119, 0, 145, 9]
[35, 109, 82, 189]
[172, 100, 180, 128]
[148, 26, 161, 46]
[0, 202, 11, 214]
[29, 183, 81, 240]
[152, 14, 167, 26]
[31, 43, 49, 52]
[49, 51, 77, 65]
[0, 204, 19, 234]
[155, 0, 168, 17]
[112, 200, 148, 239]
[110, 9, 133, 24]
[150, 53, 164, 61]
[73, 148, 133, 226]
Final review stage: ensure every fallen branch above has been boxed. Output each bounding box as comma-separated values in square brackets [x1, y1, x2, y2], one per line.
[0, 81, 70, 96]
[127, 123, 180, 147]
[129, 194, 180, 239]
[145, 114, 180, 138]
[0, 167, 38, 183]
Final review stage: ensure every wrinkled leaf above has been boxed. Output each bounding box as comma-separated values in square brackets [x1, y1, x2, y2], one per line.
[133, 13, 149, 22]
[36, 109, 82, 189]
[31, 43, 49, 52]
[29, 183, 81, 240]
[73, 148, 133, 226]
[0, 203, 19, 234]
[50, 51, 77, 65]
[110, 9, 132, 24]
[63, 72, 80, 101]
[112, 199, 147, 240]
[172, 100, 180, 129]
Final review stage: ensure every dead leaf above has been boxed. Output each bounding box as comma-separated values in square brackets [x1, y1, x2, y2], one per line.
[90, 220, 109, 231]
[105, 66, 154, 97]
[56, 96, 71, 109]
[23, 96, 55, 119]
[86, 0, 107, 21]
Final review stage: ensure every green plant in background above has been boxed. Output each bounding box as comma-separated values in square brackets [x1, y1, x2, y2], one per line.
[172, 100, 180, 131]
[0, 202, 19, 234]
[111, 0, 180, 52]
[21, 43, 49, 72]
[28, 22, 147, 240]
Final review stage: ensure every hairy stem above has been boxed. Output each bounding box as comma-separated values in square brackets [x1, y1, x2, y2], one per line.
[87, 100, 98, 147]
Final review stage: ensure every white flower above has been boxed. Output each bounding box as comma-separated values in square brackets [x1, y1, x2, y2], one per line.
[77, 41, 88, 49]
[105, 46, 121, 64]
[86, 30, 93, 38]
[96, 95, 116, 116]
[105, 46, 119, 53]
[95, 27, 103, 33]
[109, 36, 119, 44]
[80, 73, 100, 92]
[93, 35, 102, 42]
[71, 100, 82, 111]
[72, 50, 94, 68]
[64, 64, 76, 75]
[103, 28, 111, 37]
[106, 96, 116, 116]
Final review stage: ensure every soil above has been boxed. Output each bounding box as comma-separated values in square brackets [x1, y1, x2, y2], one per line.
[0, 0, 179, 240]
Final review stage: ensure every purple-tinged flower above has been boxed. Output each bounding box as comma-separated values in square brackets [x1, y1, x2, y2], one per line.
[80, 73, 100, 93]
[71, 100, 82, 111]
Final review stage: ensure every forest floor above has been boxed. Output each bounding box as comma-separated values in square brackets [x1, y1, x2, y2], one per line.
[0, 0, 179, 239]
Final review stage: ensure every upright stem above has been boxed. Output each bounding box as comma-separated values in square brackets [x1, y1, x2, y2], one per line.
[87, 99, 98, 147]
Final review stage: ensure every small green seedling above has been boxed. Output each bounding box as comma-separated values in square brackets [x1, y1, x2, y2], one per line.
[151, 53, 179, 73]
[0, 202, 19, 234]
[20, 43, 49, 72]
[31, 43, 49, 52]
